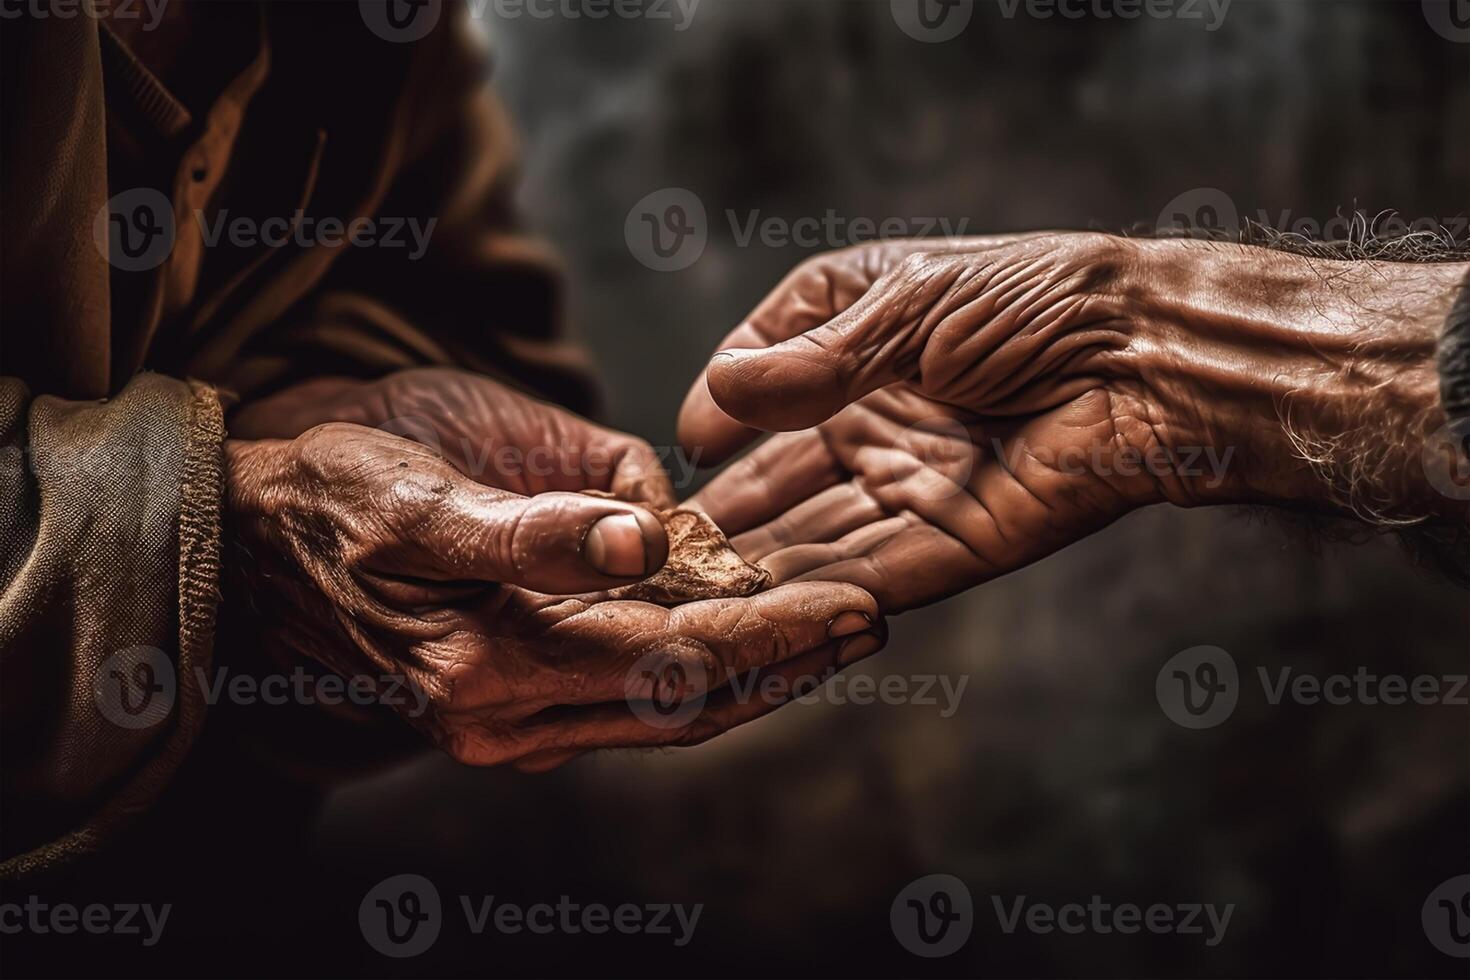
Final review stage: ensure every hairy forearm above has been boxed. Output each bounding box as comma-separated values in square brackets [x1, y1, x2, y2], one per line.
[1132, 240, 1468, 524]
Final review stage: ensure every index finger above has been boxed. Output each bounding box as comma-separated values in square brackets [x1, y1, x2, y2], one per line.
[686, 430, 843, 537]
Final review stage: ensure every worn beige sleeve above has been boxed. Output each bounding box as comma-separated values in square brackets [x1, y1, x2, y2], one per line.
[0, 373, 223, 878]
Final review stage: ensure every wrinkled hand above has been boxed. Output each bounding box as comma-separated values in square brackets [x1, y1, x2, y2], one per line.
[226, 424, 882, 770]
[682, 234, 1465, 612]
[232, 366, 676, 505]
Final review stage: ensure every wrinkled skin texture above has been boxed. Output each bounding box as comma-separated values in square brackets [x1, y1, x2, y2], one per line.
[682, 234, 1468, 613]
[233, 367, 678, 506]
[227, 372, 885, 770]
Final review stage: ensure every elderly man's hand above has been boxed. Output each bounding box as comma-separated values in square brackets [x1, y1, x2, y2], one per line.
[231, 366, 677, 505]
[681, 234, 1468, 612]
[225, 424, 882, 769]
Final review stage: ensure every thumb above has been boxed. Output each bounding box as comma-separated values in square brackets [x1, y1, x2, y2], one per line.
[702, 260, 934, 431]
[422, 488, 670, 595]
[704, 280, 924, 433]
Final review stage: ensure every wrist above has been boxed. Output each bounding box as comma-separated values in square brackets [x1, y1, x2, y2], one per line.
[1130, 240, 1466, 520]
[224, 437, 292, 526]
[222, 437, 297, 624]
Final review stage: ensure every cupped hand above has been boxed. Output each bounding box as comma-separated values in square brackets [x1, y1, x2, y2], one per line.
[226, 423, 883, 769]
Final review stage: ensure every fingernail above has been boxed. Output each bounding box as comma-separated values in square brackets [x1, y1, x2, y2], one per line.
[838, 632, 883, 667]
[828, 610, 873, 639]
[584, 513, 648, 577]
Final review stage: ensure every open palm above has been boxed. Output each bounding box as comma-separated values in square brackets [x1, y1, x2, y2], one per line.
[692, 385, 1137, 612]
[681, 234, 1213, 613]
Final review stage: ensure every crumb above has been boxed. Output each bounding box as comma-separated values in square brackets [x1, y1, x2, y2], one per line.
[583, 492, 771, 605]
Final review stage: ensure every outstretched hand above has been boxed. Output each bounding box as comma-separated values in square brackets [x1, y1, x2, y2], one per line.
[682, 234, 1466, 612]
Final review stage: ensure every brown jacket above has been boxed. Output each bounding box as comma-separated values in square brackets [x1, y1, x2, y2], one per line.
[0, 1, 591, 875]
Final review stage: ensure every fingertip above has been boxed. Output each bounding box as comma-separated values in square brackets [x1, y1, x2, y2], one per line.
[705, 345, 847, 434]
[632, 505, 669, 574]
[755, 579, 880, 622]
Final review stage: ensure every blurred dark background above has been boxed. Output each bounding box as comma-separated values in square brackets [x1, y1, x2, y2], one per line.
[313, 2, 1468, 976]
[11, 1, 1468, 977]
